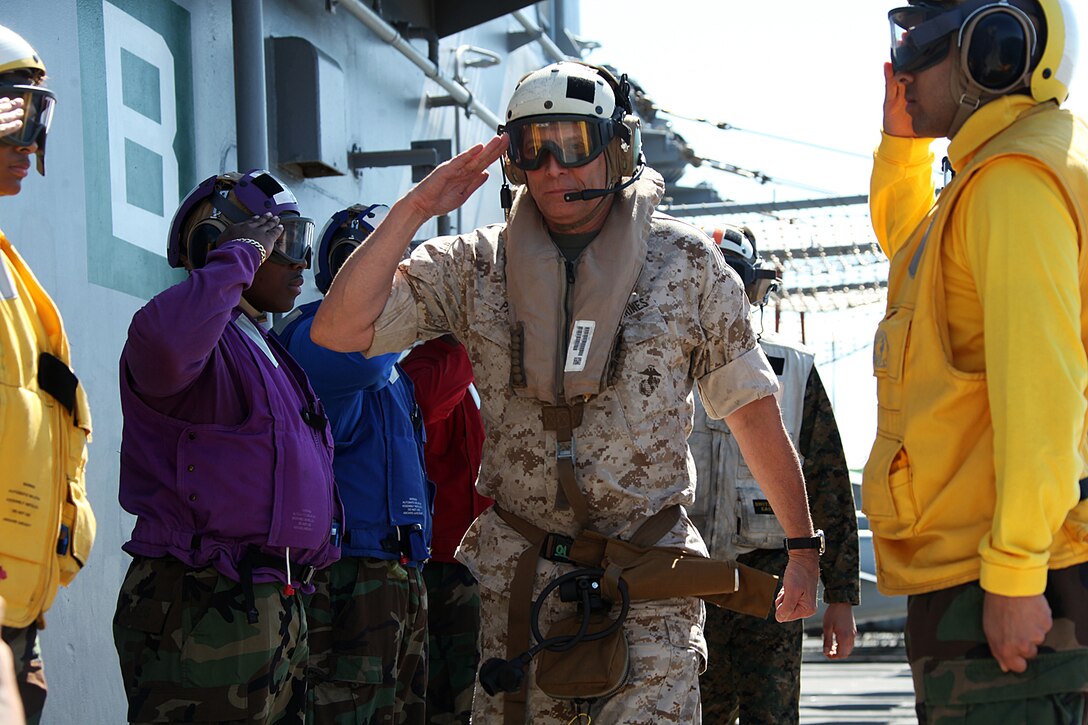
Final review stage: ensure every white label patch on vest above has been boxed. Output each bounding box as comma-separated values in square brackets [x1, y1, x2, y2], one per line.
[0, 257, 16, 300]
[564, 320, 596, 372]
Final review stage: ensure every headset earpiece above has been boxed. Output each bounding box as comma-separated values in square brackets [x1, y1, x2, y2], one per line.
[186, 219, 226, 269]
[959, 3, 1036, 93]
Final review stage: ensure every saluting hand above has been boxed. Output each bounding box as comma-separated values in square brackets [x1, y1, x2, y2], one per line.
[221, 213, 284, 260]
[0, 97, 25, 140]
[882, 62, 915, 138]
[402, 134, 509, 222]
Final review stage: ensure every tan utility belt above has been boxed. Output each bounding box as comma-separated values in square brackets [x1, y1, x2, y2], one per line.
[494, 504, 779, 724]
[497, 505, 779, 617]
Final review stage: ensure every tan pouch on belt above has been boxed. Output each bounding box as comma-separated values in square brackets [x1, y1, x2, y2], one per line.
[534, 614, 630, 701]
[570, 532, 779, 619]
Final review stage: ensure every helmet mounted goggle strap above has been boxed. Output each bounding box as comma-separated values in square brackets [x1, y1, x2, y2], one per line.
[501, 115, 619, 171]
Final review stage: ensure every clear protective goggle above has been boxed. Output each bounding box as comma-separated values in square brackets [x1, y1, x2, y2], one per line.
[502, 116, 615, 171]
[888, 3, 963, 73]
[271, 215, 315, 267]
[0, 84, 54, 148]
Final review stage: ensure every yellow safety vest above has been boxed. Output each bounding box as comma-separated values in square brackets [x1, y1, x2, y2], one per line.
[865, 103, 1088, 596]
[0, 230, 94, 628]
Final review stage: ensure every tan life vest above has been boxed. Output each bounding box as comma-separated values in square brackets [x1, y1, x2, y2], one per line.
[0, 232, 94, 628]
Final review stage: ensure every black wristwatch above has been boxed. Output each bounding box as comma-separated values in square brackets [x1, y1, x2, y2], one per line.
[784, 529, 825, 556]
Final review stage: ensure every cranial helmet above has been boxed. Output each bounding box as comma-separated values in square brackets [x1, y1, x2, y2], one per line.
[167, 169, 314, 270]
[704, 225, 781, 306]
[889, 0, 1078, 105]
[0, 24, 54, 175]
[314, 203, 389, 293]
[500, 61, 641, 186]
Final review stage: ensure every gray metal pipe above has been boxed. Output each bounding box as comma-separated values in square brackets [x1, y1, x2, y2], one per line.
[232, 0, 269, 170]
[661, 194, 869, 217]
[511, 10, 568, 63]
[335, 0, 503, 130]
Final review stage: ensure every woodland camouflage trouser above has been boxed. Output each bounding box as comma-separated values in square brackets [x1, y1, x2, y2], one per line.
[112, 555, 308, 724]
[2, 622, 45, 725]
[423, 562, 481, 725]
[303, 557, 427, 725]
[700, 547, 800, 725]
[907, 561, 1088, 725]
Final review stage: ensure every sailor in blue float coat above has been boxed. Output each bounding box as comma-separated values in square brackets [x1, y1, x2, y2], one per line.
[275, 202, 434, 722]
[277, 300, 431, 562]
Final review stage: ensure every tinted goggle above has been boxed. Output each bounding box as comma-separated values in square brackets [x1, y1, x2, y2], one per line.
[0, 84, 54, 147]
[502, 117, 615, 171]
[889, 4, 963, 73]
[271, 216, 315, 267]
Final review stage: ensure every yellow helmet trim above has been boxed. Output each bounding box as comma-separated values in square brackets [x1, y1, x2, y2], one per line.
[1031, 0, 1077, 103]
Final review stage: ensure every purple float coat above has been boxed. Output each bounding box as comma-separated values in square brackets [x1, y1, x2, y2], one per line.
[118, 240, 340, 586]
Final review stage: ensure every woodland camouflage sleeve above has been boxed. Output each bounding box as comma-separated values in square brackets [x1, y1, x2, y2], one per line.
[798, 366, 861, 605]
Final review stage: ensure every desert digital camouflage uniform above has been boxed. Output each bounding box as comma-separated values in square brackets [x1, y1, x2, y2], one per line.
[906, 563, 1088, 724]
[367, 169, 779, 723]
[693, 360, 859, 724]
[303, 557, 427, 725]
[112, 556, 307, 724]
[424, 562, 482, 725]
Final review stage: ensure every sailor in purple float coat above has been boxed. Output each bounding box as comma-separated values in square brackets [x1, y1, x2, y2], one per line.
[113, 170, 342, 724]
[118, 237, 340, 585]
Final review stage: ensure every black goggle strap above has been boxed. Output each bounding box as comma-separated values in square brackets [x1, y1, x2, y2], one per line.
[207, 189, 252, 224]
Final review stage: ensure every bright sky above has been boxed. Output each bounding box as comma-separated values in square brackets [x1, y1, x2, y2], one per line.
[581, 1, 1087, 467]
[581, 0, 1088, 206]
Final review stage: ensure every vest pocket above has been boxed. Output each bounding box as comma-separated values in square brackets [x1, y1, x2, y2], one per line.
[733, 471, 788, 549]
[57, 477, 95, 586]
[862, 435, 917, 539]
[872, 307, 912, 416]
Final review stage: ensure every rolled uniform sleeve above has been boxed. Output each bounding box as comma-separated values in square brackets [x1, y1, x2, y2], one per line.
[370, 236, 468, 356]
[693, 249, 778, 420]
[799, 367, 861, 605]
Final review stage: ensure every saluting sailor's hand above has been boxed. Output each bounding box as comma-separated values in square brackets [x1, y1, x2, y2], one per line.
[0, 96, 25, 140]
[402, 134, 509, 222]
[882, 62, 914, 138]
[221, 213, 284, 260]
[775, 550, 819, 622]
